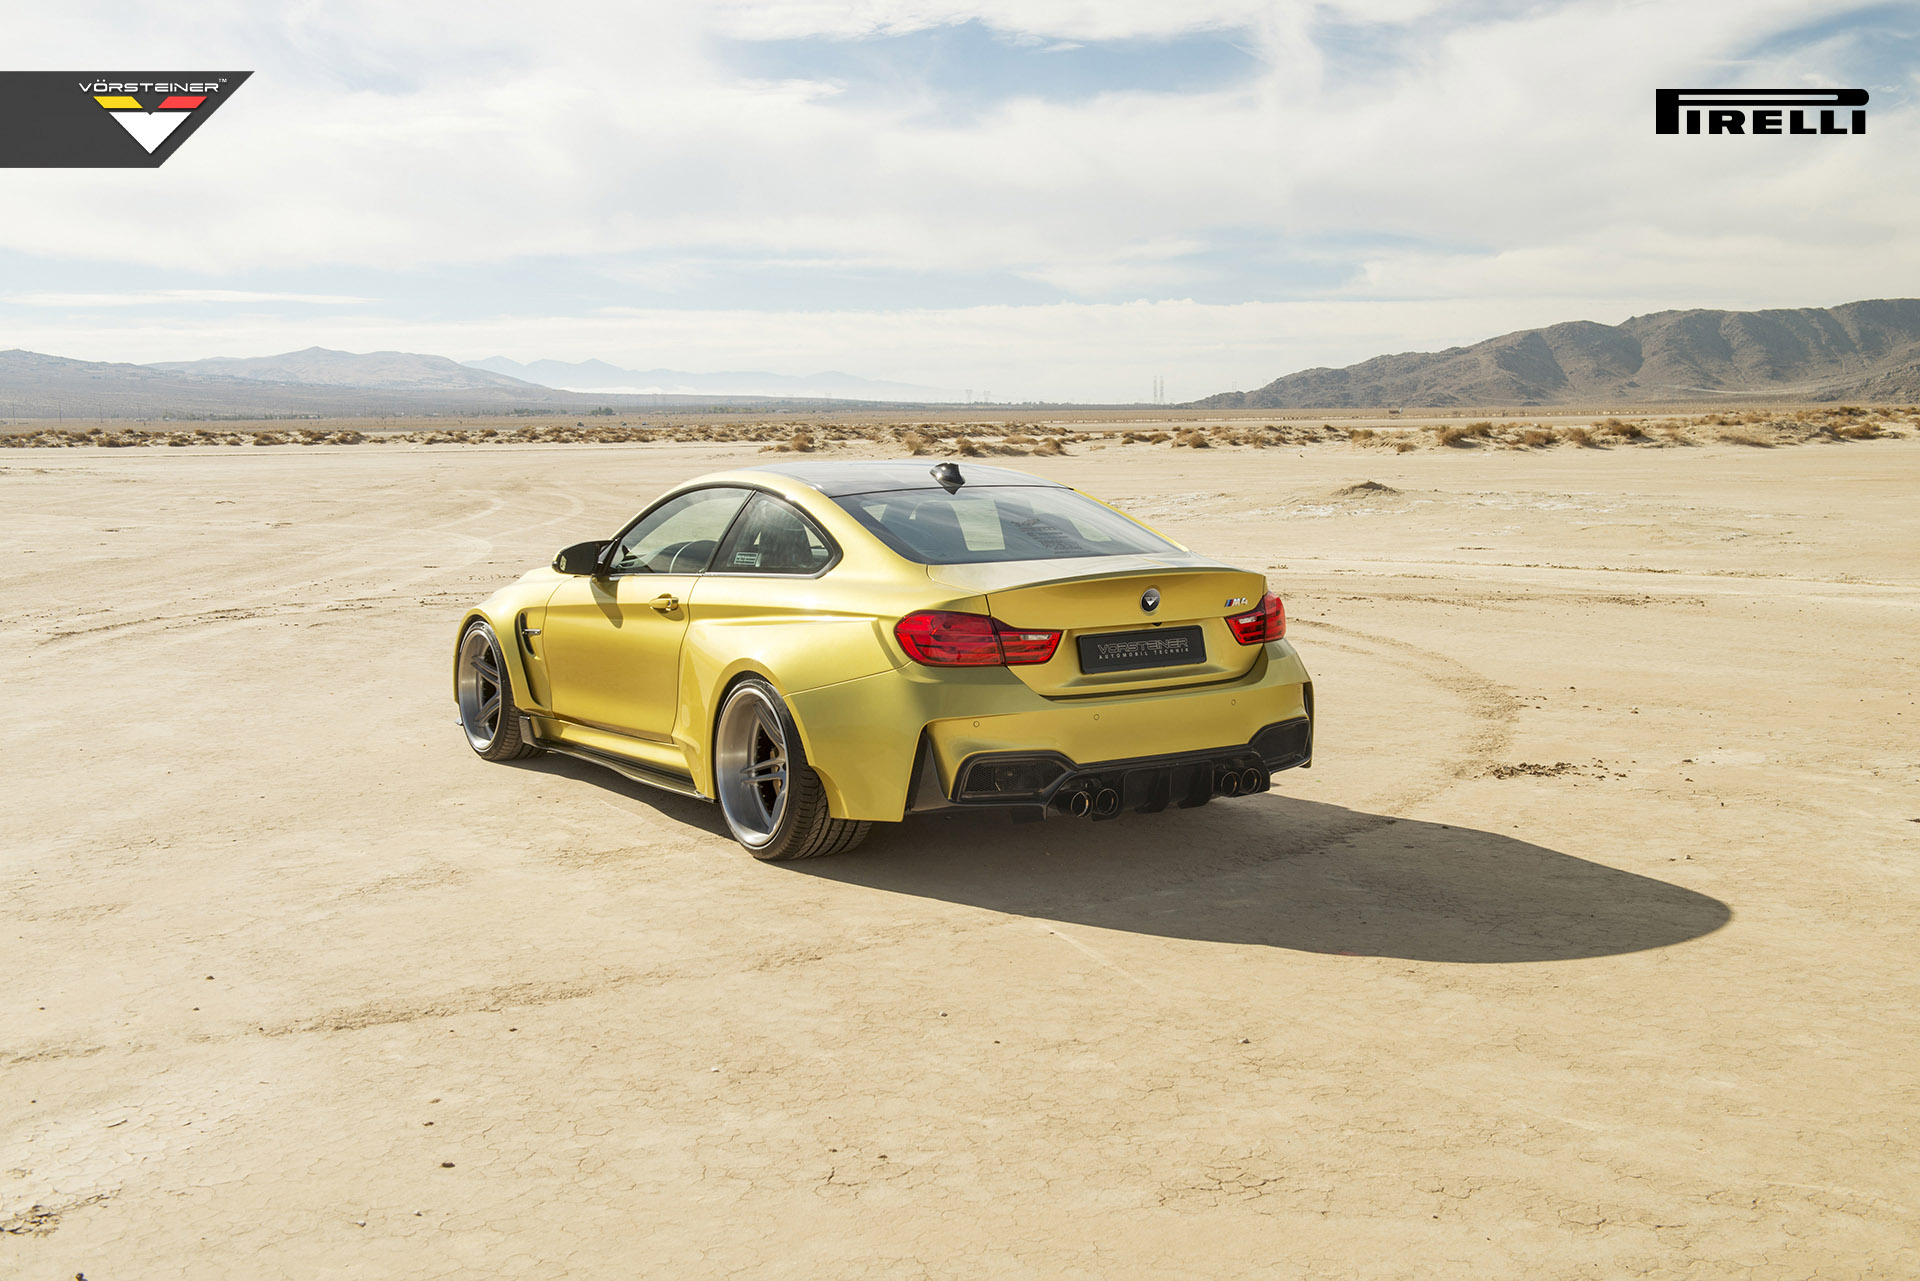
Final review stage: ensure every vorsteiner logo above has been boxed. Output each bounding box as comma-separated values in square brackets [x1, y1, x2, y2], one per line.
[1656, 88, 1867, 136]
[0, 71, 251, 166]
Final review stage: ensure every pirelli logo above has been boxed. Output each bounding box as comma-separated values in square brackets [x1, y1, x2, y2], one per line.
[1656, 88, 1867, 136]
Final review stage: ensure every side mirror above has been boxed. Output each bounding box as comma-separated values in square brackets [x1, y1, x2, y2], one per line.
[553, 539, 610, 575]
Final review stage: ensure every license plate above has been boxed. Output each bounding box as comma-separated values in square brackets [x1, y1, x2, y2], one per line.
[1077, 625, 1206, 674]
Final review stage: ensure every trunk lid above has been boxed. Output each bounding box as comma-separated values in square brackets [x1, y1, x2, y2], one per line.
[927, 554, 1268, 697]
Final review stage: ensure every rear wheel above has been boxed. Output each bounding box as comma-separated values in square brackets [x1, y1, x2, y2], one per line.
[714, 677, 869, 860]
[456, 621, 539, 761]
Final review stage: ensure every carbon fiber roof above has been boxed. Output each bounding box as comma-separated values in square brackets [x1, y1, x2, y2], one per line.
[748, 460, 1066, 497]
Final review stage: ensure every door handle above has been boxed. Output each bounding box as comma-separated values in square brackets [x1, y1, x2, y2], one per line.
[648, 593, 680, 613]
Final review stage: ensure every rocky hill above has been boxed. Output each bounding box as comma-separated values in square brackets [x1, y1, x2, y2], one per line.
[148, 347, 540, 392]
[0, 349, 897, 417]
[1195, 299, 1920, 408]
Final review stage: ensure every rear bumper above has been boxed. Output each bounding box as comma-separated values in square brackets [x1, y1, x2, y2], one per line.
[914, 714, 1312, 820]
[785, 639, 1313, 822]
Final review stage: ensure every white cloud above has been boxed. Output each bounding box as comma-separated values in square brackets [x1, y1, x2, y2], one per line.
[3, 290, 371, 307]
[0, 0, 1912, 397]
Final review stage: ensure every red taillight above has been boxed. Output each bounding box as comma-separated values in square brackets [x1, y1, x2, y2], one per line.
[894, 610, 1061, 667]
[995, 624, 1061, 665]
[1226, 592, 1285, 645]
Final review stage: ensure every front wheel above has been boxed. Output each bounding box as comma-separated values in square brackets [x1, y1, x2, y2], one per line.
[456, 621, 540, 761]
[713, 677, 869, 860]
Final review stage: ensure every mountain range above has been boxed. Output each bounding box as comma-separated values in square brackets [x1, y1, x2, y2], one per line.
[464, 356, 953, 402]
[0, 347, 922, 417]
[1195, 299, 1920, 408]
[4, 300, 1917, 420]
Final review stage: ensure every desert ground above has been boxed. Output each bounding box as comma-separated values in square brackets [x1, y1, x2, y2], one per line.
[4, 429, 1917, 1279]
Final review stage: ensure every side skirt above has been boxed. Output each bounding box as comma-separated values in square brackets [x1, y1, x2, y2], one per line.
[520, 715, 710, 801]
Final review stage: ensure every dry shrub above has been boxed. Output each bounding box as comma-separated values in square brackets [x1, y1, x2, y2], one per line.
[1393, 439, 1418, 453]
[1559, 426, 1596, 448]
[1174, 429, 1210, 448]
[1519, 427, 1556, 447]
[1715, 428, 1773, 447]
[1348, 427, 1377, 444]
[1005, 434, 1037, 446]
[1835, 422, 1885, 439]
[956, 436, 983, 456]
[1432, 421, 1493, 447]
[252, 431, 288, 446]
[901, 431, 932, 455]
[1032, 437, 1065, 456]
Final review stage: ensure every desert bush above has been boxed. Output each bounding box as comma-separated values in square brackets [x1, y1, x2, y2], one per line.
[1834, 422, 1884, 439]
[1032, 437, 1065, 456]
[1715, 428, 1773, 447]
[787, 432, 814, 452]
[956, 436, 983, 456]
[1433, 421, 1493, 447]
[1598, 418, 1645, 440]
[1348, 427, 1377, 444]
[1559, 426, 1596, 447]
[1393, 439, 1418, 453]
[901, 431, 932, 455]
[1174, 429, 1210, 448]
[1519, 427, 1555, 447]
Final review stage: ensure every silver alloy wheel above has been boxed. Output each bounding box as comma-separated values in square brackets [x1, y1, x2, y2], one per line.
[715, 685, 789, 849]
[457, 624, 507, 752]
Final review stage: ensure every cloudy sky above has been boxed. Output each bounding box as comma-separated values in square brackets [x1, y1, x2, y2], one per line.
[4, 0, 1916, 401]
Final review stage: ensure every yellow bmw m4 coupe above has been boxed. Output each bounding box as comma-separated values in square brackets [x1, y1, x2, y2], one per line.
[454, 461, 1314, 859]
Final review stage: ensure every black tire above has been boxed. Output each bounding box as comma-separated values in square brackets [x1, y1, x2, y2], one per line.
[456, 621, 541, 762]
[714, 677, 870, 860]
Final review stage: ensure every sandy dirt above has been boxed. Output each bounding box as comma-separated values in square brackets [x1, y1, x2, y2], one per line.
[4, 437, 1917, 1279]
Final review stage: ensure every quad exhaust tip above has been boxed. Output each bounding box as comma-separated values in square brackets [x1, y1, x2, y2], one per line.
[1050, 765, 1268, 819]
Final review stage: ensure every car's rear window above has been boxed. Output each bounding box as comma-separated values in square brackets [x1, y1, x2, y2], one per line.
[833, 486, 1177, 564]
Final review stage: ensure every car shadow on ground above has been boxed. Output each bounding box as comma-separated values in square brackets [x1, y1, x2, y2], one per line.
[793, 796, 1733, 964]
[506, 754, 1730, 963]
[505, 752, 735, 839]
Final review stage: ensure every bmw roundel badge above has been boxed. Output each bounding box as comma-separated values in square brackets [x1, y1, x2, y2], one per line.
[1140, 587, 1160, 613]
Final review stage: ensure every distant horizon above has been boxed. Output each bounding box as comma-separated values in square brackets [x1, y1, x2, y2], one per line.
[6, 295, 1919, 414]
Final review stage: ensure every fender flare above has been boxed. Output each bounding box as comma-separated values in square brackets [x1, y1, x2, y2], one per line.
[702, 665, 850, 819]
[454, 608, 538, 714]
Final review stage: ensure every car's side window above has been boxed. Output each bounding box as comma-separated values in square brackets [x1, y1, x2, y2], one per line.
[713, 495, 837, 575]
[606, 487, 753, 575]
